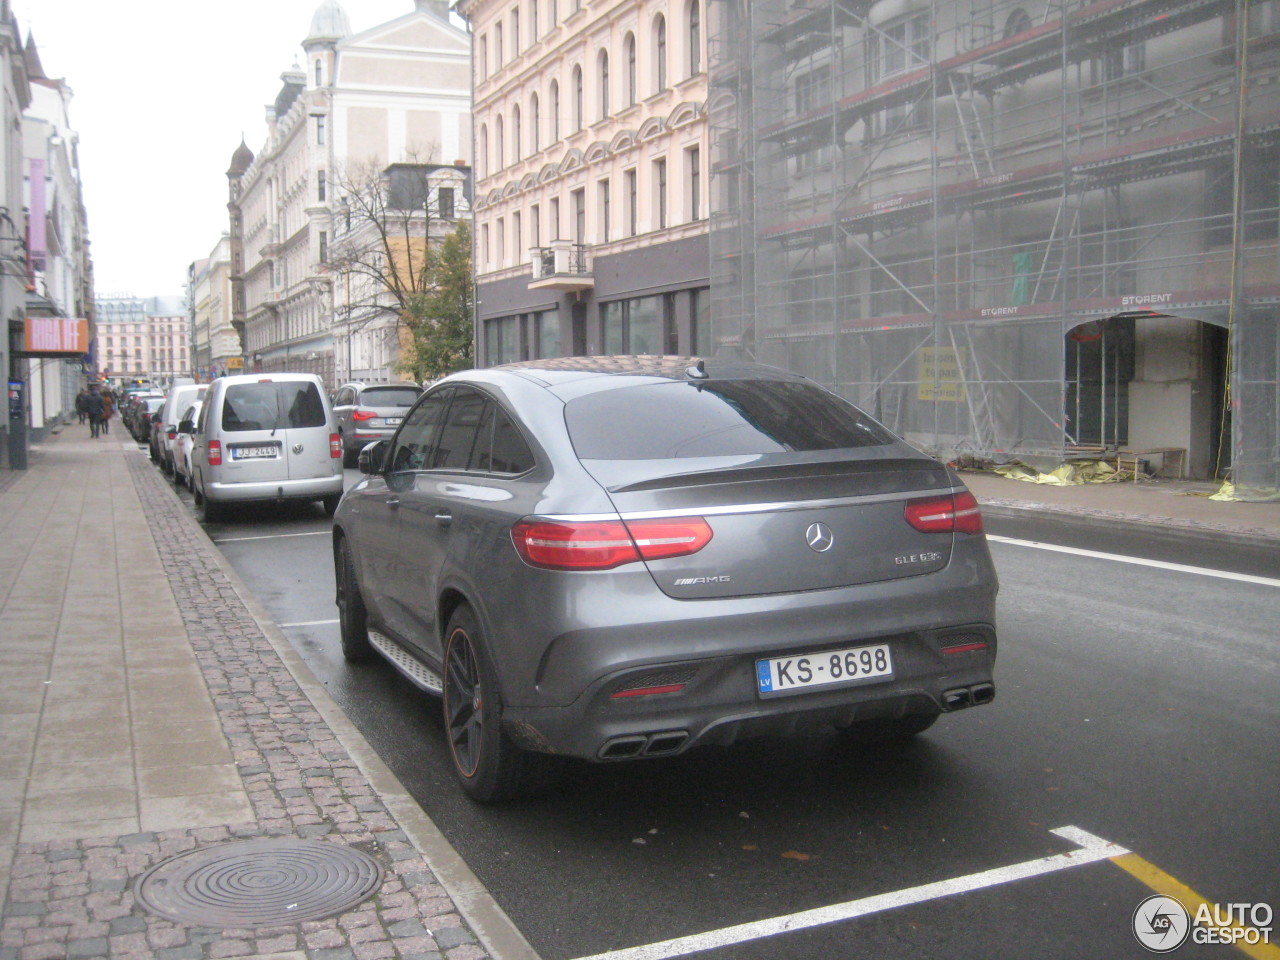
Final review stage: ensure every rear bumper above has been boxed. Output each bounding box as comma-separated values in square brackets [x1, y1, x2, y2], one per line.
[207, 474, 343, 503]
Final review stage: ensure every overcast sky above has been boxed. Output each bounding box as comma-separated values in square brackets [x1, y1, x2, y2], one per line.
[21, 0, 434, 302]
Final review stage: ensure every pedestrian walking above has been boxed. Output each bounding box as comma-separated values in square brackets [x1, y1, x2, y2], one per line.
[101, 390, 114, 435]
[74, 387, 89, 424]
[85, 385, 104, 438]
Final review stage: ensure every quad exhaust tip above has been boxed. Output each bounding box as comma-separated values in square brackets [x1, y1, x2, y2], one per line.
[599, 730, 689, 760]
[942, 682, 995, 711]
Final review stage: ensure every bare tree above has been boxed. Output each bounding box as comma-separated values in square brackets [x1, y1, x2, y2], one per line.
[326, 158, 473, 382]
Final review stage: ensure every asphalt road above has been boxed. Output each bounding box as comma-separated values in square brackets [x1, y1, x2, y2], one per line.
[183, 466, 1278, 960]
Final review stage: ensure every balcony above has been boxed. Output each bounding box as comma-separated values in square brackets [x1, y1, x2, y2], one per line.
[529, 241, 593, 291]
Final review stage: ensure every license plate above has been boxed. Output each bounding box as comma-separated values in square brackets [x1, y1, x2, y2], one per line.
[757, 643, 893, 697]
[233, 445, 278, 459]
[384, 417, 402, 426]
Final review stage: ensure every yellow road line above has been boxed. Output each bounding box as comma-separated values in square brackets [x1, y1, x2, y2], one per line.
[1112, 853, 1280, 959]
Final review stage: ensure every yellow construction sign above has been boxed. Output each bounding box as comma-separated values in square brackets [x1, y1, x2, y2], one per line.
[917, 346, 967, 402]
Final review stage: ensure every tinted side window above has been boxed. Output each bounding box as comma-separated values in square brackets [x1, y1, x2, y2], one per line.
[483, 406, 535, 474]
[360, 386, 421, 407]
[431, 390, 487, 470]
[390, 391, 450, 472]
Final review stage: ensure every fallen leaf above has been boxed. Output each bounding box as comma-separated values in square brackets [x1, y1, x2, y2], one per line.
[781, 851, 810, 861]
[742, 844, 759, 851]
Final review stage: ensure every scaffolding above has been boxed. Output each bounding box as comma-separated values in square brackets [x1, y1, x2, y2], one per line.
[708, 0, 1280, 493]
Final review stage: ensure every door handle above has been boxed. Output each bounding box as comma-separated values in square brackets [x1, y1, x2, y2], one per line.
[385, 496, 400, 509]
[434, 510, 453, 526]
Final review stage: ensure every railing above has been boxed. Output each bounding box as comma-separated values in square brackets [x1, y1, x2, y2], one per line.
[530, 241, 592, 280]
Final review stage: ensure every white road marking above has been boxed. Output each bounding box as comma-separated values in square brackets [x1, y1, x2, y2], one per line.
[279, 619, 339, 628]
[986, 535, 1280, 588]
[570, 827, 1128, 960]
[212, 531, 331, 543]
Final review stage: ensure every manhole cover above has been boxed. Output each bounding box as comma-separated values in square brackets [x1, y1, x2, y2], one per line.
[135, 838, 384, 927]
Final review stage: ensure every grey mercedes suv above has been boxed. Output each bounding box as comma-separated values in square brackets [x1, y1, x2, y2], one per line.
[332, 357, 998, 801]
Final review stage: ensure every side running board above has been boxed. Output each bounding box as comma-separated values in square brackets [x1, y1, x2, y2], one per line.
[368, 629, 444, 695]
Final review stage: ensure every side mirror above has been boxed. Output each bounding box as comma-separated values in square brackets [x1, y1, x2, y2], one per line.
[357, 439, 389, 474]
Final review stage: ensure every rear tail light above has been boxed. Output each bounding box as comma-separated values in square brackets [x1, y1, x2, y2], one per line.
[208, 440, 222, 466]
[329, 433, 342, 459]
[351, 409, 376, 421]
[904, 491, 984, 535]
[511, 517, 713, 570]
[166, 430, 177, 440]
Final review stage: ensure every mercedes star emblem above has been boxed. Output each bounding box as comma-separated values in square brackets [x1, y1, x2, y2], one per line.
[805, 522, 834, 552]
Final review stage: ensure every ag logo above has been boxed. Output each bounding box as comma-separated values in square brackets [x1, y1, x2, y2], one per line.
[1133, 894, 1191, 953]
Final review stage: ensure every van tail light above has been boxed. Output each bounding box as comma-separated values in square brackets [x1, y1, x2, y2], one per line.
[904, 491, 984, 535]
[351, 409, 376, 421]
[330, 433, 342, 459]
[208, 440, 222, 467]
[511, 517, 713, 570]
[166, 429, 177, 440]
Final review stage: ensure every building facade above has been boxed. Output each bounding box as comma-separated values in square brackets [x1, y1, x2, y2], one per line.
[94, 295, 190, 384]
[188, 235, 238, 381]
[459, 0, 712, 365]
[228, 0, 472, 388]
[709, 0, 1280, 489]
[0, 1, 31, 468]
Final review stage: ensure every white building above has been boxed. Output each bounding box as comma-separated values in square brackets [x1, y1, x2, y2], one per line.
[228, 0, 472, 387]
[94, 295, 190, 384]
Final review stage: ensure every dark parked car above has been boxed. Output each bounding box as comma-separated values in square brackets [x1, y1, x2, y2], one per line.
[131, 396, 166, 443]
[331, 381, 423, 467]
[332, 357, 999, 801]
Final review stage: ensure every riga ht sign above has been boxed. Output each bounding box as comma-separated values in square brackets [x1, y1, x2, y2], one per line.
[21, 317, 90, 357]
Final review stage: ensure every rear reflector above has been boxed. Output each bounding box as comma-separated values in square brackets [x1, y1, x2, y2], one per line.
[904, 491, 984, 535]
[609, 684, 686, 699]
[512, 517, 712, 570]
[942, 641, 989, 655]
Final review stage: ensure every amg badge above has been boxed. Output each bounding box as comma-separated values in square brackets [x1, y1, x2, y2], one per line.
[674, 575, 732, 586]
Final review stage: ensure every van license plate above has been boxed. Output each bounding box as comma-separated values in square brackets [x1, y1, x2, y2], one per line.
[384, 417, 402, 425]
[234, 445, 278, 459]
[757, 643, 893, 697]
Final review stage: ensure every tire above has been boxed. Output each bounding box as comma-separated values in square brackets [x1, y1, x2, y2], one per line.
[197, 479, 226, 524]
[341, 437, 358, 469]
[322, 493, 342, 517]
[836, 711, 940, 744]
[443, 606, 560, 802]
[336, 538, 373, 663]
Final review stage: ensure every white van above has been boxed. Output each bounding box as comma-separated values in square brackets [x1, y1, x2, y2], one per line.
[190, 373, 344, 522]
[153, 383, 207, 476]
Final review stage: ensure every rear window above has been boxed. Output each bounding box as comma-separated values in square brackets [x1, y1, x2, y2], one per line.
[359, 386, 420, 407]
[221, 381, 327, 432]
[564, 380, 895, 460]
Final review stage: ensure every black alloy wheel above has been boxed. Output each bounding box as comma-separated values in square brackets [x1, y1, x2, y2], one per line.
[336, 538, 372, 663]
[442, 605, 560, 802]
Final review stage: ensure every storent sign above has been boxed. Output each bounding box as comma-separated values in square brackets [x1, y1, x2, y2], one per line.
[1133, 895, 1273, 952]
[22, 317, 90, 355]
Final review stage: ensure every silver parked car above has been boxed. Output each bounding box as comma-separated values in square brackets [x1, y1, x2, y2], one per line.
[332, 357, 998, 801]
[331, 381, 423, 467]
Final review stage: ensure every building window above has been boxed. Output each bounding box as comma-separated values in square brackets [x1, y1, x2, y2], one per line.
[531, 203, 540, 246]
[513, 211, 522, 258]
[531, 0, 539, 41]
[688, 0, 701, 76]
[531, 93, 541, 152]
[625, 33, 637, 106]
[599, 179, 611, 242]
[573, 64, 584, 130]
[480, 35, 489, 79]
[482, 223, 490, 266]
[654, 15, 667, 92]
[1093, 42, 1146, 83]
[549, 0, 557, 28]
[868, 12, 930, 80]
[512, 104, 522, 161]
[438, 187, 455, 219]
[598, 50, 610, 119]
[316, 115, 327, 145]
[480, 123, 489, 177]
[572, 188, 585, 243]
[511, 6, 520, 52]
[602, 296, 662, 354]
[318, 170, 326, 202]
[625, 168, 637, 236]
[487, 317, 521, 364]
[533, 307, 559, 358]
[550, 80, 561, 141]
[314, 59, 323, 86]
[686, 146, 700, 221]
[495, 22, 504, 64]
[496, 114, 505, 168]
[319, 231, 328, 263]
[654, 157, 667, 229]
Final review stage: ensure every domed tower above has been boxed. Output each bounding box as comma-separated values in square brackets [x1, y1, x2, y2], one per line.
[225, 139, 255, 359]
[304, 0, 350, 90]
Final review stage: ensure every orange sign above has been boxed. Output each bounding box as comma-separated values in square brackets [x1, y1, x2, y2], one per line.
[23, 317, 90, 355]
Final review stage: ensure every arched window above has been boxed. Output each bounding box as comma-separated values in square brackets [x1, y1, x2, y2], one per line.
[314, 59, 323, 86]
[531, 92, 541, 152]
[625, 33, 637, 106]
[654, 15, 668, 92]
[550, 79, 561, 141]
[512, 104, 522, 161]
[496, 114, 505, 169]
[572, 64, 584, 131]
[687, 1, 701, 76]
[480, 123, 489, 178]
[598, 50, 610, 120]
